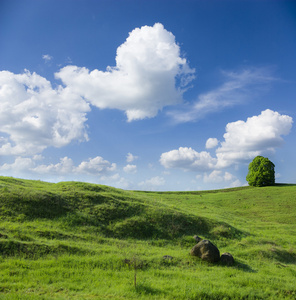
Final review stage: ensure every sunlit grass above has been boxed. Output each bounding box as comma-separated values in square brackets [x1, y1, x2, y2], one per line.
[0, 177, 295, 299]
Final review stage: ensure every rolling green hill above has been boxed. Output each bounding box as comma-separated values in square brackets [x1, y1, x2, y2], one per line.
[0, 176, 295, 299]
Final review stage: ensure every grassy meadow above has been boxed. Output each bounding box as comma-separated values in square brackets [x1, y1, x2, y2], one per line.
[0, 176, 295, 299]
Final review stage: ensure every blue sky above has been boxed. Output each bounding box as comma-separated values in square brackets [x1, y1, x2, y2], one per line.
[0, 0, 295, 191]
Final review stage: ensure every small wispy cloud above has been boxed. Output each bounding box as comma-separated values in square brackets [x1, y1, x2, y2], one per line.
[123, 164, 137, 174]
[126, 153, 138, 163]
[66, 56, 73, 64]
[168, 67, 277, 123]
[42, 54, 53, 62]
[138, 176, 165, 190]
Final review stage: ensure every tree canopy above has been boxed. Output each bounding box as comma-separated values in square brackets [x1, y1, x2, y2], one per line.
[246, 156, 275, 187]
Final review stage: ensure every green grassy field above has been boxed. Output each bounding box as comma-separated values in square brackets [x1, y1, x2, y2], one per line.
[0, 176, 295, 299]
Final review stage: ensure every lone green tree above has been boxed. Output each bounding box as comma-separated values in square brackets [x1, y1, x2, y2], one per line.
[246, 156, 275, 187]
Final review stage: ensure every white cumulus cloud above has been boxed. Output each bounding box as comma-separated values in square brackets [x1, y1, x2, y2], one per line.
[206, 138, 219, 149]
[126, 153, 138, 163]
[228, 179, 242, 188]
[203, 170, 235, 183]
[123, 164, 137, 174]
[55, 23, 195, 121]
[0, 157, 35, 172]
[160, 109, 293, 172]
[160, 147, 216, 172]
[216, 109, 293, 167]
[75, 156, 116, 175]
[0, 156, 117, 178]
[33, 157, 74, 174]
[0, 70, 90, 156]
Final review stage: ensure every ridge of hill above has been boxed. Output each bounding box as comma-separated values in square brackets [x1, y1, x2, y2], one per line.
[0, 176, 243, 245]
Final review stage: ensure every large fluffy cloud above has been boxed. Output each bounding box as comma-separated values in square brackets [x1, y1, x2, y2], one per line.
[160, 109, 293, 171]
[0, 70, 90, 156]
[160, 147, 217, 171]
[55, 23, 195, 121]
[0, 23, 193, 158]
[216, 109, 293, 167]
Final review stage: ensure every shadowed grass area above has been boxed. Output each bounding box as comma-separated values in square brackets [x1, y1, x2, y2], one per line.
[0, 176, 295, 299]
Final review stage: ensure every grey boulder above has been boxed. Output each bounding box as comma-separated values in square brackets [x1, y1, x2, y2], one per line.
[190, 239, 220, 263]
[220, 252, 234, 266]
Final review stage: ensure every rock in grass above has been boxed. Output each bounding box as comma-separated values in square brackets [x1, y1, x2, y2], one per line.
[190, 240, 220, 263]
[163, 255, 173, 260]
[123, 258, 131, 265]
[220, 252, 234, 266]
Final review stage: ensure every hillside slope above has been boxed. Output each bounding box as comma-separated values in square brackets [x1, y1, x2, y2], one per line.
[0, 176, 295, 299]
[0, 177, 238, 238]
